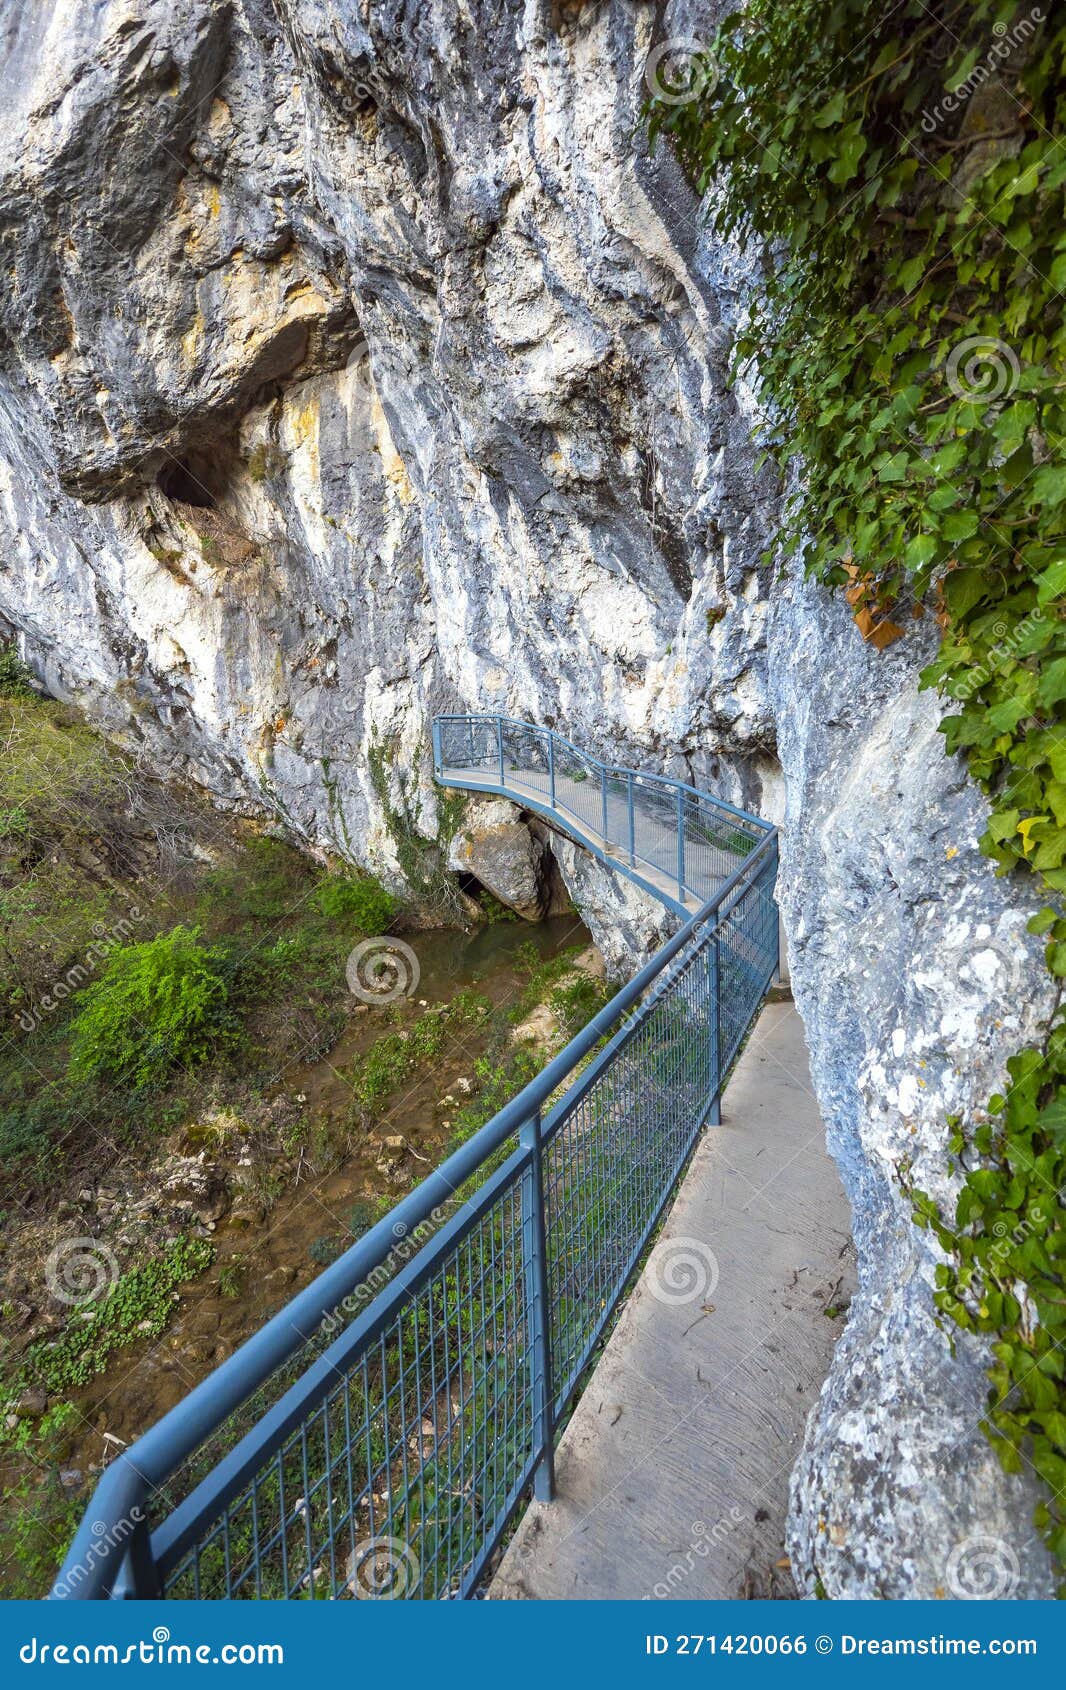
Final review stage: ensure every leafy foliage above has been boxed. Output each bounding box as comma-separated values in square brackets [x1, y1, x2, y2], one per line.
[0, 644, 34, 697]
[68, 924, 238, 1088]
[1, 1236, 214, 1414]
[311, 870, 396, 934]
[653, 0, 1066, 1572]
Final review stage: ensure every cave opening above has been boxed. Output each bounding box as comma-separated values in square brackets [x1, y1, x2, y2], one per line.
[156, 455, 218, 509]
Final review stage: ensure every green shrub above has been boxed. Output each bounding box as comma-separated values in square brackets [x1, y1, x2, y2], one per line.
[308, 1234, 342, 1268]
[2, 1463, 84, 1599]
[0, 1111, 54, 1180]
[0, 805, 29, 840]
[479, 890, 519, 924]
[0, 646, 33, 697]
[446, 1048, 541, 1156]
[68, 924, 238, 1088]
[312, 872, 396, 934]
[200, 836, 308, 924]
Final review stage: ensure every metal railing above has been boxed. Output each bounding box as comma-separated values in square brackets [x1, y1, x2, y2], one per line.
[432, 713, 766, 913]
[52, 718, 778, 1601]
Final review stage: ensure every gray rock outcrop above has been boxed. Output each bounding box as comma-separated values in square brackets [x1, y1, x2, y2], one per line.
[447, 798, 550, 920]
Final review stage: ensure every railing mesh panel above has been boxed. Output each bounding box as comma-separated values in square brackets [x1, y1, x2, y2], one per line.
[161, 1180, 535, 1601]
[543, 938, 716, 1405]
[717, 855, 780, 1071]
[436, 716, 762, 907]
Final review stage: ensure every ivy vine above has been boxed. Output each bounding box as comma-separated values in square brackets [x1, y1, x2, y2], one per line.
[652, 1, 1066, 1574]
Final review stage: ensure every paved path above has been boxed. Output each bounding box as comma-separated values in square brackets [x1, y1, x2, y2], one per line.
[490, 998, 854, 1601]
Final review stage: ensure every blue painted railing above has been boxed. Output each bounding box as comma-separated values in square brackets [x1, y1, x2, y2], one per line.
[51, 717, 778, 1601]
[433, 714, 765, 915]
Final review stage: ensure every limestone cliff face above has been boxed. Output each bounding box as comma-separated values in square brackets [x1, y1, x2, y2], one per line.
[0, 0, 775, 877]
[0, 0, 1055, 1596]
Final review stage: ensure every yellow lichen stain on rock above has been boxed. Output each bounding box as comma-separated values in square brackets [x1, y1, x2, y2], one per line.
[291, 397, 318, 450]
[206, 98, 232, 140]
[283, 279, 327, 311]
[181, 304, 205, 368]
[215, 257, 328, 380]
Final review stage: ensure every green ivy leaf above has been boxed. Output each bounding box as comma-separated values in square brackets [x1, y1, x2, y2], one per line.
[813, 91, 847, 128]
[904, 533, 937, 572]
[1037, 658, 1066, 711]
[1031, 465, 1066, 509]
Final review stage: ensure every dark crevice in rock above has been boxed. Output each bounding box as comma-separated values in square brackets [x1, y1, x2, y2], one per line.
[157, 454, 218, 508]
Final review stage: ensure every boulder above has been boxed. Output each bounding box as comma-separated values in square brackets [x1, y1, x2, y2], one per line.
[447, 799, 548, 920]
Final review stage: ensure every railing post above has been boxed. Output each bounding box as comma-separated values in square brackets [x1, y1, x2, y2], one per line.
[548, 731, 556, 809]
[707, 932, 722, 1126]
[432, 718, 442, 776]
[112, 1511, 162, 1599]
[676, 787, 686, 899]
[627, 771, 635, 864]
[519, 1112, 555, 1502]
[497, 715, 505, 786]
[600, 764, 608, 847]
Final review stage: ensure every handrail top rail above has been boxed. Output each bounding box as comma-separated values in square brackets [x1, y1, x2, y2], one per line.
[434, 713, 773, 834]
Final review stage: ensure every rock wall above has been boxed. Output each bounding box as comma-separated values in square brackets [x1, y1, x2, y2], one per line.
[0, 0, 1055, 1595]
[769, 570, 1057, 1599]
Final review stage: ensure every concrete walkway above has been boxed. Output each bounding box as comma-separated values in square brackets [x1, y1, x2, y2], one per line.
[490, 998, 855, 1601]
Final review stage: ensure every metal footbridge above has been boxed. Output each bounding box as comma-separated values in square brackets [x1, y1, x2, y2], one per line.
[52, 715, 779, 1600]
